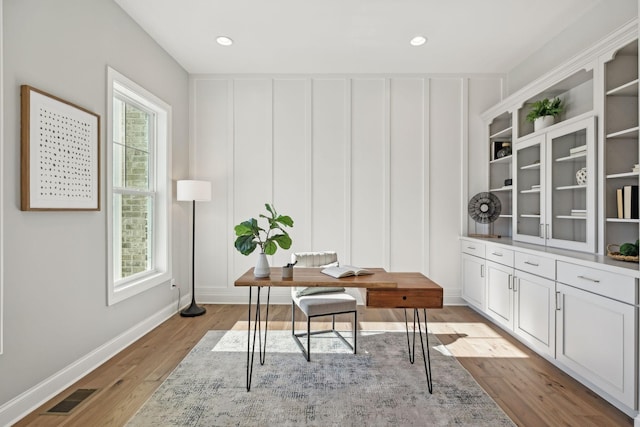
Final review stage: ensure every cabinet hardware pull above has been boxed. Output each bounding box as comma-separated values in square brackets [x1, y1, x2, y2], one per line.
[467, 246, 476, 250]
[546, 224, 549, 239]
[524, 261, 539, 267]
[555, 291, 561, 311]
[539, 224, 544, 239]
[508, 274, 512, 290]
[514, 277, 518, 292]
[491, 252, 503, 257]
[480, 264, 485, 278]
[577, 275, 600, 283]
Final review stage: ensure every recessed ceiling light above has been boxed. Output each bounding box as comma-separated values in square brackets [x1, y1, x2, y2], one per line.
[410, 36, 427, 47]
[216, 36, 233, 46]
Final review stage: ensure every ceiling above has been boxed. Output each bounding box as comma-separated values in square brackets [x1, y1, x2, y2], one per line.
[115, 0, 600, 75]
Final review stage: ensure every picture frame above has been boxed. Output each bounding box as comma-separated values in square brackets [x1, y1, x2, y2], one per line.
[21, 85, 100, 211]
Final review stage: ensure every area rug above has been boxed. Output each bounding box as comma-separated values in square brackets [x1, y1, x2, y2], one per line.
[127, 329, 514, 426]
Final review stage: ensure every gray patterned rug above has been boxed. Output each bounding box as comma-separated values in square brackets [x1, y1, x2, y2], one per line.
[127, 329, 514, 426]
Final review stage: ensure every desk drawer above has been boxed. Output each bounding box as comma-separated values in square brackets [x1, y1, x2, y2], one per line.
[460, 239, 485, 257]
[366, 289, 443, 309]
[515, 252, 555, 279]
[557, 261, 636, 304]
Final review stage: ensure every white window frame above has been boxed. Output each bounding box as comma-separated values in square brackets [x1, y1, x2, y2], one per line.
[106, 67, 172, 305]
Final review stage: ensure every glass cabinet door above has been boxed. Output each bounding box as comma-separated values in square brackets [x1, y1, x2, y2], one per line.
[514, 135, 545, 244]
[546, 117, 596, 252]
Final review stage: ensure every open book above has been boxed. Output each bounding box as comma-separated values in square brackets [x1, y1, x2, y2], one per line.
[321, 265, 373, 278]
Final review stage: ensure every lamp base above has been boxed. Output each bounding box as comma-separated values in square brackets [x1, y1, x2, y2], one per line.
[180, 303, 206, 317]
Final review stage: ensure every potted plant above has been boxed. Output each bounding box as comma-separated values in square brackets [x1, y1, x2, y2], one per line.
[526, 97, 563, 131]
[234, 203, 294, 277]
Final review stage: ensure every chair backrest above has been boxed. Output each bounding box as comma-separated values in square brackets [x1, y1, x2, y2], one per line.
[291, 251, 338, 268]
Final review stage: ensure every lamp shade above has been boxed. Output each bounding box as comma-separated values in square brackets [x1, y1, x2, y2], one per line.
[177, 180, 211, 202]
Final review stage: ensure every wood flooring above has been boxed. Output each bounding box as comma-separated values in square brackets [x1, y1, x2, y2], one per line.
[14, 305, 633, 426]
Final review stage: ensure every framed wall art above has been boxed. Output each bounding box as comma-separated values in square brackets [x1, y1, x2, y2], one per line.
[21, 85, 100, 210]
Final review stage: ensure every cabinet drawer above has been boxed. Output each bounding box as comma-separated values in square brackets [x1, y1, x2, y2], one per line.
[557, 261, 637, 304]
[515, 252, 555, 279]
[460, 239, 485, 257]
[486, 244, 514, 267]
[366, 289, 443, 309]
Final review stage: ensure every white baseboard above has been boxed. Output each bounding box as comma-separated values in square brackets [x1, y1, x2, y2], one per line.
[0, 298, 184, 427]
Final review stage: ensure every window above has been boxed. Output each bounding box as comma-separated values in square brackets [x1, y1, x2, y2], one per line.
[107, 67, 171, 305]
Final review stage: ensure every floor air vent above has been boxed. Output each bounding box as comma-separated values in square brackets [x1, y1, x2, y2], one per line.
[45, 388, 97, 414]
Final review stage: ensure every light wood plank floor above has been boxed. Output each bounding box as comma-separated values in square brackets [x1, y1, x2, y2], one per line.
[15, 305, 633, 426]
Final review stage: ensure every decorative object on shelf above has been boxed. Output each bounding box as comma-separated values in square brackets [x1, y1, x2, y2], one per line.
[526, 97, 563, 132]
[607, 243, 639, 263]
[496, 142, 512, 159]
[504, 178, 512, 186]
[20, 85, 100, 211]
[575, 167, 587, 185]
[234, 203, 294, 278]
[177, 180, 212, 317]
[468, 192, 502, 238]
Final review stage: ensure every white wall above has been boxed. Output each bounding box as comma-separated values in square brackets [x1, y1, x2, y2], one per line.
[507, 0, 638, 94]
[0, 0, 189, 423]
[190, 75, 503, 305]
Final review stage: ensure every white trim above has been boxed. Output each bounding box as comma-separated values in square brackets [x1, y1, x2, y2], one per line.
[422, 78, 431, 276]
[106, 67, 173, 305]
[0, 300, 183, 426]
[0, 0, 4, 355]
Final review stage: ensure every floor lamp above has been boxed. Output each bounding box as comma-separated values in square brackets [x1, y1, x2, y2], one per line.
[177, 180, 211, 317]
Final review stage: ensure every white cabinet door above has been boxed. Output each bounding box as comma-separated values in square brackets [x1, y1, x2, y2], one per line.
[485, 261, 513, 329]
[514, 134, 546, 244]
[461, 253, 485, 310]
[513, 270, 555, 357]
[556, 283, 636, 408]
[545, 117, 596, 252]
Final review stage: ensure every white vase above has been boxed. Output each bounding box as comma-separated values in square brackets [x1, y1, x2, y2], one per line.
[534, 116, 555, 132]
[254, 252, 270, 278]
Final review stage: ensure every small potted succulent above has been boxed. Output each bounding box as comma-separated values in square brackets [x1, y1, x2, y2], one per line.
[526, 97, 563, 131]
[234, 203, 293, 277]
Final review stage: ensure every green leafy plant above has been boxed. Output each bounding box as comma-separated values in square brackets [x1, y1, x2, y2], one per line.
[526, 97, 563, 122]
[234, 203, 294, 255]
[619, 239, 639, 256]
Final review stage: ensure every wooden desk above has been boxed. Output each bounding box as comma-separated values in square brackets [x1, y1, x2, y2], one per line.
[234, 267, 443, 392]
[235, 268, 444, 309]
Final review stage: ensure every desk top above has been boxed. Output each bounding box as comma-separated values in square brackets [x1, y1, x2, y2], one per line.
[234, 267, 397, 288]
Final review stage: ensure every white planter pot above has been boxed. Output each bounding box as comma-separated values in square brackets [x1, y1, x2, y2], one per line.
[254, 252, 271, 278]
[534, 116, 555, 132]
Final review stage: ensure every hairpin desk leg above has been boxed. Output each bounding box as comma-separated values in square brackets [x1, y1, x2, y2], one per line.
[404, 308, 433, 394]
[246, 286, 271, 391]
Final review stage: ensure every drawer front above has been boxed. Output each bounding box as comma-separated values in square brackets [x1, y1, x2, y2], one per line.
[485, 244, 514, 267]
[557, 261, 636, 304]
[515, 252, 555, 279]
[366, 289, 443, 309]
[460, 239, 485, 257]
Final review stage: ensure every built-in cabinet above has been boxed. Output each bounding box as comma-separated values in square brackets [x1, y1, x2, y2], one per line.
[473, 27, 640, 419]
[460, 237, 638, 416]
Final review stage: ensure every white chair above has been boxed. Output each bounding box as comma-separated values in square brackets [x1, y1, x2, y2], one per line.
[291, 251, 357, 361]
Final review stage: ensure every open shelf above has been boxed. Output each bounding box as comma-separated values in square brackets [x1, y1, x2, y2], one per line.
[489, 155, 512, 164]
[606, 126, 639, 139]
[520, 163, 541, 170]
[606, 171, 639, 179]
[521, 188, 541, 194]
[521, 214, 541, 218]
[606, 79, 639, 96]
[489, 186, 513, 192]
[489, 126, 513, 139]
[556, 184, 587, 191]
[556, 215, 587, 220]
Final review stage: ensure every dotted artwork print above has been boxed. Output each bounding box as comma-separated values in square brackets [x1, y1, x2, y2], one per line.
[37, 106, 93, 200]
[23, 87, 99, 210]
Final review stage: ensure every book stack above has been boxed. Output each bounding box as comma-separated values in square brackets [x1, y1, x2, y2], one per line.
[570, 145, 587, 156]
[616, 185, 639, 219]
[571, 209, 587, 217]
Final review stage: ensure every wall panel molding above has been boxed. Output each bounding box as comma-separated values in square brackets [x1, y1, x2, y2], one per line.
[190, 74, 503, 301]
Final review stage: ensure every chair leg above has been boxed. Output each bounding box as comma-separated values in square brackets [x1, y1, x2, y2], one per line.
[291, 300, 295, 335]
